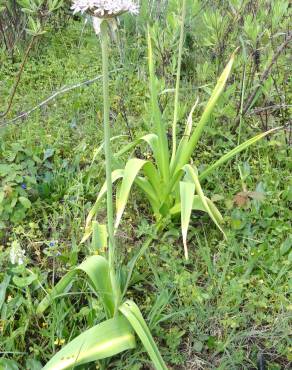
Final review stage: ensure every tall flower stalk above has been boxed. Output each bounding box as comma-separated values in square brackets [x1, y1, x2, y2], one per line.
[100, 19, 120, 314]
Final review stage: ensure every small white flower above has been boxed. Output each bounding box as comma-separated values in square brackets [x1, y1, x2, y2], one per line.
[71, 0, 139, 18]
[9, 241, 25, 265]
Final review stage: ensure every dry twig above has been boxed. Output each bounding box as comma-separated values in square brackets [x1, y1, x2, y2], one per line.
[235, 32, 292, 126]
[0, 36, 37, 118]
[1, 69, 121, 127]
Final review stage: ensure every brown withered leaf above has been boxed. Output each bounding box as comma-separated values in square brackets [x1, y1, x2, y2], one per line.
[233, 190, 265, 207]
[233, 192, 249, 207]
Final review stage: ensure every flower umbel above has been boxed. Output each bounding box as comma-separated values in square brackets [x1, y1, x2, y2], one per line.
[71, 0, 139, 18]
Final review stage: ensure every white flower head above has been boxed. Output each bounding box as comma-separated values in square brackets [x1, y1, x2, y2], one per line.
[71, 0, 139, 18]
[10, 241, 25, 265]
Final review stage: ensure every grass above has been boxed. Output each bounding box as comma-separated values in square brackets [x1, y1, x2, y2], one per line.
[0, 3, 291, 369]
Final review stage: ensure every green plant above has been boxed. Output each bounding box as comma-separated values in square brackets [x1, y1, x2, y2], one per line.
[0, 142, 39, 229]
[0, 0, 290, 367]
[0, 0, 65, 58]
[85, 2, 278, 259]
[36, 7, 167, 370]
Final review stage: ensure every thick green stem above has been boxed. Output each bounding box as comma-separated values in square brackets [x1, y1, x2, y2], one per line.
[100, 20, 120, 314]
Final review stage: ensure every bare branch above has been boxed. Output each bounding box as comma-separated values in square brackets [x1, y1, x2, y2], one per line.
[0, 35, 37, 119]
[1, 69, 121, 127]
[247, 104, 292, 116]
[235, 32, 292, 126]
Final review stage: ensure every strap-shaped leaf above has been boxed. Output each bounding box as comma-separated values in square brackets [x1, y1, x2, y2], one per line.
[199, 127, 279, 181]
[37, 256, 115, 318]
[115, 158, 146, 229]
[91, 135, 127, 165]
[192, 196, 223, 224]
[172, 98, 199, 172]
[115, 134, 158, 158]
[120, 300, 168, 370]
[183, 165, 226, 238]
[134, 177, 161, 216]
[91, 221, 107, 252]
[42, 315, 136, 370]
[82, 169, 124, 243]
[170, 195, 223, 225]
[0, 274, 11, 311]
[171, 0, 187, 161]
[175, 54, 235, 172]
[147, 27, 170, 184]
[78, 256, 116, 317]
[115, 158, 161, 229]
[180, 181, 195, 260]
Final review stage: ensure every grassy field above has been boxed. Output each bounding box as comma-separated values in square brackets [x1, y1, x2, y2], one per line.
[0, 1, 291, 369]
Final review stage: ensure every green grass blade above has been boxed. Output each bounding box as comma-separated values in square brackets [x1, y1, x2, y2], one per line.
[147, 27, 170, 183]
[36, 269, 76, 315]
[42, 315, 136, 370]
[180, 181, 195, 260]
[37, 256, 115, 318]
[120, 300, 168, 370]
[184, 165, 226, 238]
[121, 235, 154, 300]
[199, 127, 279, 181]
[175, 54, 235, 172]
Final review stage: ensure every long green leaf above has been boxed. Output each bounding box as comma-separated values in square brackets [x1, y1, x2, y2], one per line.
[91, 221, 107, 252]
[143, 161, 164, 200]
[78, 256, 116, 317]
[199, 127, 279, 181]
[174, 54, 235, 172]
[180, 181, 195, 260]
[91, 135, 127, 165]
[135, 177, 161, 216]
[147, 28, 170, 183]
[0, 274, 11, 311]
[172, 98, 199, 172]
[82, 169, 124, 243]
[184, 165, 226, 238]
[120, 300, 168, 370]
[171, 0, 187, 161]
[115, 134, 158, 158]
[170, 195, 223, 225]
[115, 158, 158, 229]
[42, 315, 136, 370]
[193, 196, 223, 224]
[37, 256, 115, 318]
